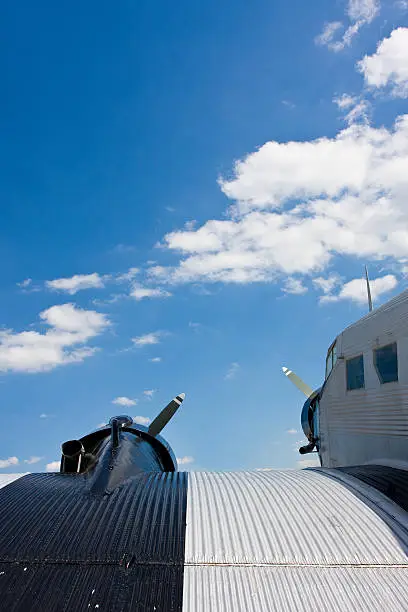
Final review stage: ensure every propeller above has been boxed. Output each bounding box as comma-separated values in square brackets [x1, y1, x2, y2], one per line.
[282, 367, 313, 397]
[282, 366, 319, 454]
[147, 393, 185, 437]
[365, 265, 373, 313]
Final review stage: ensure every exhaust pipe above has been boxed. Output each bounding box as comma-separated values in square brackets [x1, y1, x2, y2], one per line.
[62, 439, 84, 458]
[61, 439, 85, 473]
[299, 440, 316, 455]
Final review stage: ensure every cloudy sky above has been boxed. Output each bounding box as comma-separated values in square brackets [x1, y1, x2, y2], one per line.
[1, 0, 407, 473]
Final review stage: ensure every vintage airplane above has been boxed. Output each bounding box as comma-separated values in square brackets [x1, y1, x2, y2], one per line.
[1, 286, 408, 610]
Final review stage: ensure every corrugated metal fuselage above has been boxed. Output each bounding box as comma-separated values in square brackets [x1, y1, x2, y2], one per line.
[319, 289, 408, 468]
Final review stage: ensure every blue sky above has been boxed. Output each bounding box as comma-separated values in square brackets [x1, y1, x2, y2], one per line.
[1, 0, 408, 473]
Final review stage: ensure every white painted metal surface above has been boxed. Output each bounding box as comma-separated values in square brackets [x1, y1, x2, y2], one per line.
[183, 470, 408, 611]
[0, 474, 25, 489]
[183, 566, 408, 611]
[185, 470, 408, 564]
[319, 288, 408, 467]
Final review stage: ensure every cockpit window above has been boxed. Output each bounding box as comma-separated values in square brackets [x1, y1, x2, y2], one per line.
[325, 341, 337, 379]
[346, 354, 365, 390]
[374, 342, 398, 384]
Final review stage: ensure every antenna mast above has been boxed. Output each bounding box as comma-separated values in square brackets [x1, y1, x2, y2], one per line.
[365, 265, 373, 312]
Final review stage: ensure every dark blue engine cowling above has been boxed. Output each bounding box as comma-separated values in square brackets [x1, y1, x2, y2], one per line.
[300, 388, 321, 457]
[301, 396, 314, 440]
[300, 388, 321, 440]
[60, 418, 178, 494]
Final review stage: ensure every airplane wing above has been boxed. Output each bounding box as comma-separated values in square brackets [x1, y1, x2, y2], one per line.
[1, 466, 408, 610]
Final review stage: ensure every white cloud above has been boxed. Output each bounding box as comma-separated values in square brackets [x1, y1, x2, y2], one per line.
[322, 274, 397, 304]
[347, 0, 380, 22]
[333, 94, 357, 109]
[17, 278, 32, 288]
[46, 461, 60, 472]
[116, 267, 139, 282]
[333, 94, 370, 125]
[297, 457, 320, 469]
[313, 274, 341, 296]
[147, 265, 167, 279]
[220, 127, 372, 212]
[177, 456, 194, 465]
[225, 362, 240, 380]
[112, 396, 137, 407]
[92, 293, 126, 307]
[24, 456, 42, 465]
[0, 456, 19, 469]
[143, 389, 156, 398]
[315, 21, 343, 47]
[39, 413, 48, 419]
[358, 27, 408, 97]
[339, 1, 380, 50]
[130, 285, 172, 301]
[149, 357, 162, 363]
[286, 429, 298, 434]
[345, 100, 371, 125]
[46, 273, 105, 294]
[133, 415, 151, 425]
[17, 278, 40, 293]
[132, 332, 162, 347]
[282, 278, 307, 295]
[0, 303, 109, 373]
[43, 268, 168, 299]
[156, 116, 408, 290]
[184, 220, 197, 231]
[316, 0, 380, 51]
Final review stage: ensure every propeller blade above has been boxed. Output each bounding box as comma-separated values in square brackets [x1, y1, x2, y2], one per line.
[148, 393, 185, 437]
[282, 366, 313, 397]
[365, 265, 373, 312]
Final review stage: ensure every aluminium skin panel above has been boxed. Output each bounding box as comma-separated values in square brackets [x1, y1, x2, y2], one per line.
[319, 288, 408, 467]
[1, 468, 408, 610]
[183, 470, 408, 611]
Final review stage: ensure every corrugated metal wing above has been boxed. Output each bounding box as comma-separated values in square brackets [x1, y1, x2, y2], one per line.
[183, 470, 408, 610]
[339, 465, 408, 512]
[0, 472, 188, 611]
[0, 474, 25, 490]
[183, 566, 408, 612]
[185, 470, 408, 565]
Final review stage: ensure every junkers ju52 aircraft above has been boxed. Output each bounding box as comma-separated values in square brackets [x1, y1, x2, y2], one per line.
[1, 287, 408, 610]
